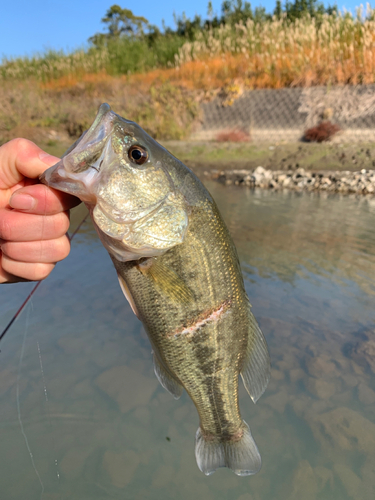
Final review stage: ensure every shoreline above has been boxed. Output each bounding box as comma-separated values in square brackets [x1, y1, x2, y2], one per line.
[203, 166, 375, 195]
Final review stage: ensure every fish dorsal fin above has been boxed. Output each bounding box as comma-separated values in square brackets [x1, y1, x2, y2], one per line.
[153, 352, 183, 399]
[240, 312, 271, 403]
[138, 258, 194, 303]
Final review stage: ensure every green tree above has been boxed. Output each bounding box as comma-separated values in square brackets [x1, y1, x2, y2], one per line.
[89, 5, 149, 46]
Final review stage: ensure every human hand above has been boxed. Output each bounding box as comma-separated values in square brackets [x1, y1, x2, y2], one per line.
[0, 138, 80, 283]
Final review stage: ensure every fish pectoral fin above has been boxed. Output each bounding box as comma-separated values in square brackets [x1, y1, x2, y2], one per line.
[117, 274, 140, 319]
[153, 352, 183, 400]
[195, 421, 261, 476]
[240, 311, 271, 403]
[140, 258, 194, 304]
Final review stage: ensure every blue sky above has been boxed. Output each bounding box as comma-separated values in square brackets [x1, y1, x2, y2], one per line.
[0, 0, 370, 60]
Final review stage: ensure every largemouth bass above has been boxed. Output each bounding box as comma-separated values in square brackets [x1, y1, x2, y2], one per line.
[40, 104, 270, 476]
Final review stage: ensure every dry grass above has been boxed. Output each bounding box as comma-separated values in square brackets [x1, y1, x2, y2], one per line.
[176, 8, 375, 88]
[0, 76, 200, 145]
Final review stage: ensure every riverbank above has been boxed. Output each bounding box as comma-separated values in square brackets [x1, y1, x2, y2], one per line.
[40, 139, 375, 195]
[43, 139, 375, 174]
[205, 166, 375, 195]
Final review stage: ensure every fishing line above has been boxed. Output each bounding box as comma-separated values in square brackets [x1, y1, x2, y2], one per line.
[37, 340, 61, 486]
[0, 212, 89, 346]
[16, 301, 45, 499]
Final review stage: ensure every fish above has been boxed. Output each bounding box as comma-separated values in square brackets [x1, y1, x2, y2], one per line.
[40, 103, 271, 476]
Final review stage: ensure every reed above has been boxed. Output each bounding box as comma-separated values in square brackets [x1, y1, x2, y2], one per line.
[2, 6, 375, 88]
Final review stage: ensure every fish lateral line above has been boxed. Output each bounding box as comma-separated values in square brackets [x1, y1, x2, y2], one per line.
[168, 298, 232, 338]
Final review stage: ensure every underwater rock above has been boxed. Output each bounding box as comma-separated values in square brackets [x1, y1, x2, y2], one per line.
[334, 464, 366, 500]
[358, 383, 375, 405]
[102, 450, 140, 488]
[151, 465, 175, 489]
[308, 407, 375, 455]
[60, 447, 91, 480]
[289, 368, 305, 383]
[289, 460, 317, 500]
[95, 365, 158, 413]
[314, 466, 334, 491]
[263, 388, 288, 414]
[305, 354, 337, 379]
[360, 459, 375, 499]
[306, 378, 336, 400]
[344, 336, 375, 373]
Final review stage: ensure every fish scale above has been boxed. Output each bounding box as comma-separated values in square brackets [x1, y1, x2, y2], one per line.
[40, 103, 271, 476]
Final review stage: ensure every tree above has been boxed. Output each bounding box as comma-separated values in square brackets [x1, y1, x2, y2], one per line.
[89, 5, 149, 46]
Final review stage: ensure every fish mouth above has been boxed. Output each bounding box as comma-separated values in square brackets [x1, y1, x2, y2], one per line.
[39, 103, 114, 201]
[39, 161, 98, 203]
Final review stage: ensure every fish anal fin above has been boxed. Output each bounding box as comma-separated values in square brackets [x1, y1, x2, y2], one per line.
[240, 312, 271, 403]
[153, 352, 183, 400]
[195, 421, 261, 476]
[139, 258, 194, 303]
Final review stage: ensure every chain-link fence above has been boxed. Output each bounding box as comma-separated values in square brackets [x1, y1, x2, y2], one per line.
[192, 84, 375, 143]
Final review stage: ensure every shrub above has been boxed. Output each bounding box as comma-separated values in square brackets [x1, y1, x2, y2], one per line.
[303, 121, 341, 142]
[216, 129, 251, 142]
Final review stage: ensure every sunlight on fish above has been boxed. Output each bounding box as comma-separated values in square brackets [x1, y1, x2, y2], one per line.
[40, 103, 271, 476]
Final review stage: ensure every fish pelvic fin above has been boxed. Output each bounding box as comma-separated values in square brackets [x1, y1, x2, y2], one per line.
[241, 312, 271, 403]
[152, 352, 183, 400]
[195, 421, 261, 476]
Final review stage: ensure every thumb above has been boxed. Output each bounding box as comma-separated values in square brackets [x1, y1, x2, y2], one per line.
[0, 138, 59, 190]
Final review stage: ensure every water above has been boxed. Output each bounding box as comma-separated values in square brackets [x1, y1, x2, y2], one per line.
[1, 183, 375, 500]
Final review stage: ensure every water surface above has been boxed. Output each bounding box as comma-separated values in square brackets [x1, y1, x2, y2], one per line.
[1, 183, 375, 500]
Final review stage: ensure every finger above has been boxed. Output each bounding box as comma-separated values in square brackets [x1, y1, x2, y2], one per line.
[0, 138, 59, 190]
[1, 253, 55, 282]
[0, 235, 70, 263]
[0, 255, 18, 283]
[9, 183, 81, 215]
[0, 208, 70, 242]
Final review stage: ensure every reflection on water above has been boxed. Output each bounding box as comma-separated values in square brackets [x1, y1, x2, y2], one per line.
[1, 183, 375, 500]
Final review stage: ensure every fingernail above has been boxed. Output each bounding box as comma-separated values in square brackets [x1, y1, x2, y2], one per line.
[39, 152, 59, 166]
[9, 193, 36, 211]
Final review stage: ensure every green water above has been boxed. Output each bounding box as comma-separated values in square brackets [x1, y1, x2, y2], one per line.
[1, 183, 375, 500]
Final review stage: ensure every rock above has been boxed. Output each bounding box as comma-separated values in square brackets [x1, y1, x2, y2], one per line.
[314, 465, 334, 491]
[345, 336, 375, 373]
[205, 166, 375, 196]
[360, 459, 375, 499]
[95, 365, 158, 413]
[305, 354, 337, 378]
[307, 407, 375, 456]
[289, 460, 317, 500]
[263, 388, 288, 413]
[60, 447, 91, 480]
[102, 450, 140, 488]
[306, 378, 336, 399]
[358, 382, 375, 405]
[289, 368, 305, 383]
[151, 465, 175, 488]
[334, 464, 365, 499]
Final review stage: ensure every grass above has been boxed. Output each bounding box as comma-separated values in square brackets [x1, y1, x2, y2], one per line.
[2, 7, 375, 144]
[2, 8, 375, 88]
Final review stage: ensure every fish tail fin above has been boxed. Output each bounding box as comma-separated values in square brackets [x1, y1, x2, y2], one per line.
[195, 421, 261, 476]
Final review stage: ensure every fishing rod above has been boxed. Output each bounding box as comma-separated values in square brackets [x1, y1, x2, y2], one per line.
[0, 213, 89, 346]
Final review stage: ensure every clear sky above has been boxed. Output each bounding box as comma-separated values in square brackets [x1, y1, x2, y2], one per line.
[0, 0, 370, 60]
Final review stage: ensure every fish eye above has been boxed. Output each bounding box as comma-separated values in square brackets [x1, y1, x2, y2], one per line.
[128, 145, 148, 165]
